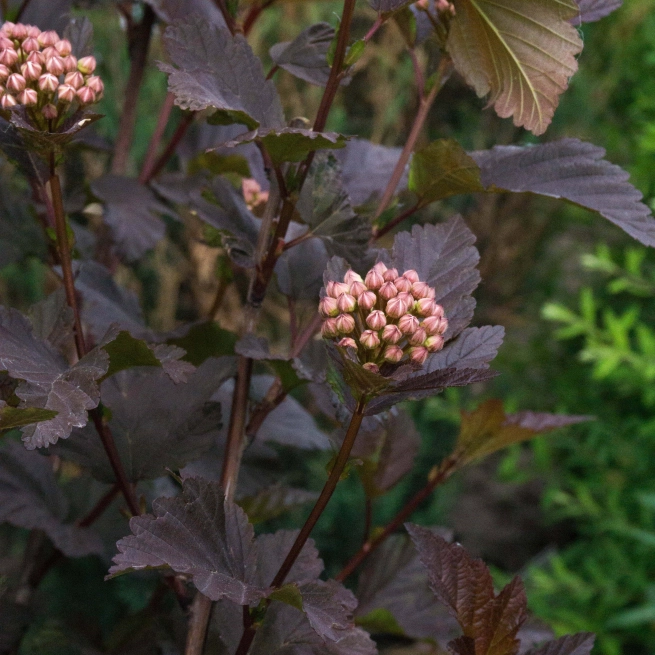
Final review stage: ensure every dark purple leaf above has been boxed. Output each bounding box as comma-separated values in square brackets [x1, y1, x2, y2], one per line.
[297, 580, 359, 643]
[276, 236, 330, 300]
[572, 0, 622, 24]
[0, 441, 102, 556]
[235, 335, 287, 361]
[13, 0, 71, 33]
[145, 0, 227, 26]
[239, 485, 318, 524]
[504, 411, 592, 431]
[0, 117, 48, 183]
[64, 16, 94, 58]
[108, 477, 267, 604]
[523, 633, 596, 655]
[471, 139, 655, 247]
[449, 635, 477, 655]
[160, 17, 284, 129]
[0, 307, 108, 448]
[369, 0, 413, 12]
[55, 357, 234, 482]
[270, 23, 334, 87]
[28, 288, 74, 354]
[91, 175, 172, 261]
[423, 326, 505, 373]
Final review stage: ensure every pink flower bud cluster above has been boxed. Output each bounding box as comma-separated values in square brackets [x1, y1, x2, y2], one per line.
[0, 21, 103, 126]
[320, 262, 448, 373]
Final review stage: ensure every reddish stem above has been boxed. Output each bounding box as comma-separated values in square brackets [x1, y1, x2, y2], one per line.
[139, 93, 176, 184]
[373, 202, 420, 242]
[144, 111, 195, 183]
[242, 0, 276, 35]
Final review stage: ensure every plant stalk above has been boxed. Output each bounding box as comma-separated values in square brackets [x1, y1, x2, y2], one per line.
[139, 92, 176, 184]
[144, 111, 195, 183]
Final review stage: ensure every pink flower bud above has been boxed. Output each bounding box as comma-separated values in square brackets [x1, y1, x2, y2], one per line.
[0, 93, 16, 108]
[363, 362, 380, 374]
[409, 346, 429, 365]
[54, 39, 72, 56]
[21, 36, 39, 52]
[337, 293, 357, 313]
[394, 276, 412, 293]
[372, 261, 387, 275]
[0, 36, 12, 49]
[435, 317, 448, 335]
[88, 76, 103, 99]
[337, 337, 357, 349]
[56, 83, 76, 103]
[26, 26, 41, 38]
[398, 314, 419, 335]
[379, 281, 398, 300]
[416, 298, 436, 317]
[421, 315, 442, 335]
[411, 281, 431, 299]
[46, 55, 65, 75]
[403, 269, 420, 283]
[408, 328, 427, 346]
[63, 55, 77, 73]
[344, 269, 363, 285]
[381, 324, 402, 344]
[0, 64, 8, 81]
[26, 51, 44, 65]
[431, 303, 444, 318]
[21, 60, 41, 80]
[77, 55, 97, 75]
[396, 292, 414, 313]
[327, 281, 349, 298]
[335, 314, 355, 334]
[41, 46, 56, 59]
[77, 85, 96, 105]
[386, 296, 406, 319]
[425, 335, 445, 353]
[0, 48, 19, 66]
[41, 103, 57, 120]
[321, 318, 339, 338]
[366, 310, 387, 330]
[319, 296, 339, 318]
[12, 24, 27, 40]
[6, 73, 25, 93]
[38, 73, 58, 92]
[17, 88, 37, 105]
[383, 345, 403, 363]
[38, 31, 59, 47]
[364, 269, 384, 290]
[360, 330, 380, 349]
[64, 71, 84, 89]
[383, 267, 399, 282]
[1, 23, 16, 37]
[349, 280, 366, 298]
[358, 291, 376, 311]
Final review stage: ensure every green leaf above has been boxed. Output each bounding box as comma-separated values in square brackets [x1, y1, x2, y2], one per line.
[0, 406, 57, 433]
[102, 331, 162, 379]
[269, 584, 305, 612]
[167, 322, 237, 365]
[447, 0, 583, 135]
[409, 139, 483, 206]
[344, 39, 366, 66]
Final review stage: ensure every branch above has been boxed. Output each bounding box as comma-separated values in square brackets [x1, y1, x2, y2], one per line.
[373, 201, 419, 242]
[111, 5, 156, 175]
[14, 0, 33, 21]
[243, 0, 277, 36]
[213, 0, 238, 35]
[143, 111, 195, 183]
[335, 456, 457, 582]
[139, 92, 176, 184]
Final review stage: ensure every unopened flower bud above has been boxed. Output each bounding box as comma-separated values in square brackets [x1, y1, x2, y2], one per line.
[327, 281, 349, 298]
[46, 55, 65, 75]
[360, 330, 380, 349]
[366, 310, 386, 330]
[398, 314, 419, 334]
[63, 55, 77, 73]
[1, 22, 15, 37]
[349, 280, 366, 297]
[17, 88, 37, 105]
[26, 50, 44, 65]
[409, 346, 429, 365]
[337, 337, 357, 349]
[0, 93, 16, 108]
[26, 26, 41, 38]
[0, 64, 8, 81]
[379, 281, 398, 300]
[431, 303, 445, 318]
[363, 362, 380, 373]
[411, 282, 431, 299]
[41, 46, 56, 59]
[56, 83, 76, 103]
[21, 60, 41, 80]
[54, 39, 72, 56]
[383, 268, 399, 282]
[397, 292, 414, 313]
[321, 318, 339, 338]
[408, 328, 427, 346]
[22, 36, 39, 52]
[319, 296, 339, 318]
[386, 296, 406, 319]
[0, 48, 19, 66]
[6, 73, 25, 93]
[394, 276, 412, 293]
[38, 72, 58, 92]
[41, 103, 57, 120]
[65, 71, 84, 89]
[381, 324, 402, 344]
[335, 314, 355, 334]
[372, 262, 388, 275]
[425, 335, 445, 353]
[77, 85, 97, 105]
[383, 345, 403, 362]
[344, 269, 363, 285]
[38, 31, 59, 47]
[435, 317, 448, 335]
[358, 291, 376, 311]
[12, 24, 27, 40]
[77, 55, 97, 75]
[403, 269, 420, 283]
[421, 315, 442, 335]
[0, 36, 12, 49]
[337, 293, 357, 313]
[416, 298, 436, 317]
[364, 269, 384, 290]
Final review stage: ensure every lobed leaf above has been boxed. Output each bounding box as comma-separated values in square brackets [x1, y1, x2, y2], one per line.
[145, 0, 227, 26]
[369, 0, 414, 12]
[572, 0, 622, 24]
[29, 288, 74, 353]
[471, 139, 655, 247]
[238, 485, 318, 524]
[160, 16, 284, 129]
[423, 326, 505, 374]
[523, 632, 595, 655]
[0, 406, 57, 433]
[447, 0, 583, 135]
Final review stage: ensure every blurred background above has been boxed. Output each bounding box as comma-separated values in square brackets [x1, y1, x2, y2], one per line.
[2, 1, 655, 654]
